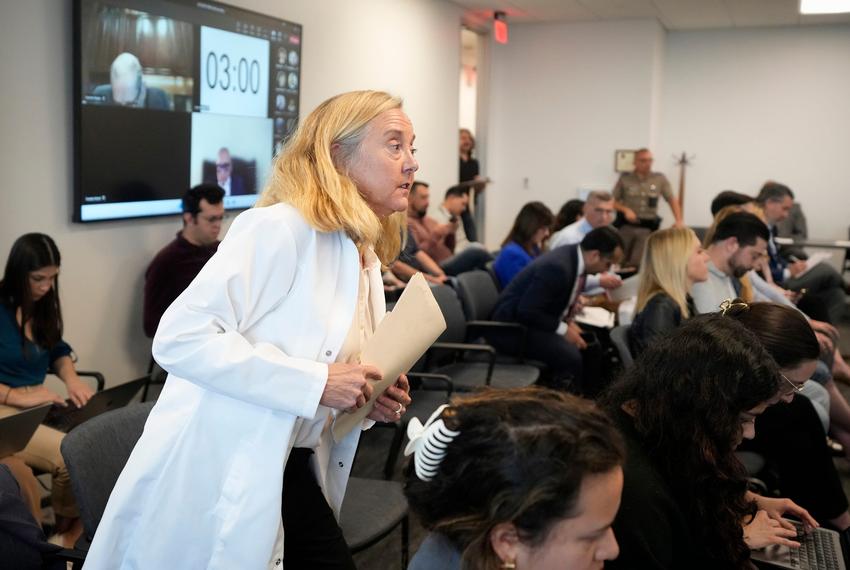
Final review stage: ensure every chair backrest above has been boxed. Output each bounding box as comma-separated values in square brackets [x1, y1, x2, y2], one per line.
[61, 401, 155, 539]
[691, 226, 709, 243]
[430, 285, 467, 343]
[484, 260, 501, 292]
[609, 325, 634, 368]
[456, 270, 500, 321]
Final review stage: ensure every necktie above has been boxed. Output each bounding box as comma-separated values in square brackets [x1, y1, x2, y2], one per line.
[567, 273, 587, 320]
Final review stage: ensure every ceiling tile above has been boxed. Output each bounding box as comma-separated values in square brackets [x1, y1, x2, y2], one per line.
[576, 0, 658, 19]
[653, 0, 732, 29]
[449, 0, 850, 28]
[726, 0, 799, 27]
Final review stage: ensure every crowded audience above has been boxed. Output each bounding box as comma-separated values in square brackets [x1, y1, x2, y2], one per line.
[4, 87, 850, 570]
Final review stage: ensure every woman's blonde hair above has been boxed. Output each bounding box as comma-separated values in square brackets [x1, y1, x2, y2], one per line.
[703, 203, 766, 247]
[635, 227, 698, 317]
[256, 90, 406, 264]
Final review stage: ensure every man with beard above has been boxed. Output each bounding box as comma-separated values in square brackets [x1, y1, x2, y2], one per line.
[691, 212, 770, 314]
[406, 181, 491, 276]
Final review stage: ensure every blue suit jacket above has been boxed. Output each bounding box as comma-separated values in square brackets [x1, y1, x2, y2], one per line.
[767, 225, 787, 284]
[491, 244, 581, 333]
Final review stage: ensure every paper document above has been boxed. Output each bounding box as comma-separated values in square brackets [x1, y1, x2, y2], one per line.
[574, 306, 616, 329]
[332, 273, 447, 442]
[606, 274, 640, 303]
[796, 251, 833, 278]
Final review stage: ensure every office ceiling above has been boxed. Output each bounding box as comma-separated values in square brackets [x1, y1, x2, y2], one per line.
[451, 0, 850, 30]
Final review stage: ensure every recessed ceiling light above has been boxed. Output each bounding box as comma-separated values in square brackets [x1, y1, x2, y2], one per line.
[800, 0, 850, 14]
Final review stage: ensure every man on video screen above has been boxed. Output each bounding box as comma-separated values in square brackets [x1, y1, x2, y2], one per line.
[93, 52, 169, 110]
[215, 147, 247, 196]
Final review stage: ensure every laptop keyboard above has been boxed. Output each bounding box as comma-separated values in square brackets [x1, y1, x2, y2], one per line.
[44, 404, 84, 432]
[789, 524, 842, 570]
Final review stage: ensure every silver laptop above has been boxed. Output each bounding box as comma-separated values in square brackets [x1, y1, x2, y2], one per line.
[0, 404, 51, 458]
[751, 520, 847, 570]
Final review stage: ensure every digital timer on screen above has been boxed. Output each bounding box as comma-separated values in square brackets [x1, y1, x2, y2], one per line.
[73, 0, 301, 222]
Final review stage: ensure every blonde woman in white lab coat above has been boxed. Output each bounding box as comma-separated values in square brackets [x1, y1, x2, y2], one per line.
[85, 90, 416, 569]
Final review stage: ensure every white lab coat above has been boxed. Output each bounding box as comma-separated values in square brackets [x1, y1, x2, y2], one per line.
[85, 203, 384, 569]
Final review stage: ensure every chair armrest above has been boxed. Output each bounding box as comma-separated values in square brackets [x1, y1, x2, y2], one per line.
[429, 343, 496, 385]
[76, 370, 105, 391]
[466, 320, 523, 328]
[406, 372, 454, 395]
[51, 547, 87, 566]
[431, 342, 496, 356]
[465, 321, 528, 358]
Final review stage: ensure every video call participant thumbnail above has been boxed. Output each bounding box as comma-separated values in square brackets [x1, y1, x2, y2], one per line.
[213, 147, 248, 196]
[92, 52, 169, 110]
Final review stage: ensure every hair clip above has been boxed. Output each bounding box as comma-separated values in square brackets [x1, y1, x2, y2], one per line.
[403, 404, 460, 481]
[719, 298, 749, 316]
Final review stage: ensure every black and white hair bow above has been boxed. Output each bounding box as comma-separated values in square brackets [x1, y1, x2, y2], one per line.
[403, 404, 460, 481]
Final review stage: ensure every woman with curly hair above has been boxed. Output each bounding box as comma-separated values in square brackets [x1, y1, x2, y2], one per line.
[725, 300, 850, 533]
[405, 387, 624, 570]
[603, 315, 808, 569]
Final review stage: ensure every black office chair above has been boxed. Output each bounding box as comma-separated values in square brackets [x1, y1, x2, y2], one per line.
[421, 285, 539, 391]
[609, 325, 634, 368]
[60, 402, 155, 565]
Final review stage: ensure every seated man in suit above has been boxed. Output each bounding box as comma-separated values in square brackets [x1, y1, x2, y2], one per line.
[214, 147, 248, 196]
[488, 227, 623, 391]
[92, 52, 169, 110]
[757, 181, 847, 324]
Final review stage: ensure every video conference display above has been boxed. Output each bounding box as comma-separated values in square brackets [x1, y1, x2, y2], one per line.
[73, 0, 302, 222]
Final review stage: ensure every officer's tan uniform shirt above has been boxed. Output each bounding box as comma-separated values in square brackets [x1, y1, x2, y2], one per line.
[612, 171, 673, 220]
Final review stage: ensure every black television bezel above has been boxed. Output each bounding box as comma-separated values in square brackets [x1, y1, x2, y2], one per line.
[71, 0, 302, 223]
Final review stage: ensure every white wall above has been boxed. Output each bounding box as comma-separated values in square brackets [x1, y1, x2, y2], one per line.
[0, 0, 461, 386]
[659, 25, 850, 235]
[484, 19, 850, 245]
[483, 19, 667, 246]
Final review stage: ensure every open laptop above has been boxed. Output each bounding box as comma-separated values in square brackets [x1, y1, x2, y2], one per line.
[43, 376, 148, 432]
[751, 520, 847, 570]
[0, 404, 51, 458]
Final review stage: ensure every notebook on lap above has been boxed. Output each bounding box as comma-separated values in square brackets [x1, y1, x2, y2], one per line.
[0, 404, 51, 458]
[752, 520, 847, 570]
[43, 376, 147, 432]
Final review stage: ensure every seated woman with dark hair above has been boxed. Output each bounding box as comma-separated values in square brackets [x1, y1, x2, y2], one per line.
[0, 233, 93, 541]
[604, 315, 816, 569]
[405, 387, 624, 570]
[724, 300, 850, 533]
[552, 198, 584, 233]
[629, 227, 709, 355]
[492, 201, 554, 288]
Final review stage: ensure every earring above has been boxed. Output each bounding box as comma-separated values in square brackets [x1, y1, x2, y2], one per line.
[500, 561, 516, 569]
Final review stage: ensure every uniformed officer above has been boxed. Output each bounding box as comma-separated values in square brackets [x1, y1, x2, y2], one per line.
[612, 148, 684, 268]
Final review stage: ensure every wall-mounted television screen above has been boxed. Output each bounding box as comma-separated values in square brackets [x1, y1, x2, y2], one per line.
[73, 0, 301, 222]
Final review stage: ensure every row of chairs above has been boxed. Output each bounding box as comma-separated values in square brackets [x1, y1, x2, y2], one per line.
[345, 274, 549, 566]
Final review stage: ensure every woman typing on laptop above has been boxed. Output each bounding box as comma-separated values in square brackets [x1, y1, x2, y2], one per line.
[603, 314, 818, 569]
[0, 233, 92, 541]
